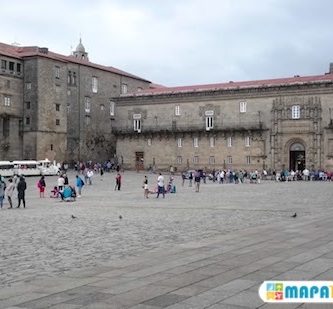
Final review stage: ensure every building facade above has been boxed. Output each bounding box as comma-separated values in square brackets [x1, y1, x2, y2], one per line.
[0, 41, 151, 162]
[113, 74, 333, 172]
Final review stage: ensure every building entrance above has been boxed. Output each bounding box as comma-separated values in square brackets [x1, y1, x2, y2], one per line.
[289, 143, 305, 171]
[135, 152, 144, 171]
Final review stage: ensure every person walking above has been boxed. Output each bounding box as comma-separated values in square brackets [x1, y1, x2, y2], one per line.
[38, 176, 46, 198]
[115, 173, 121, 191]
[0, 176, 5, 209]
[5, 178, 15, 208]
[16, 176, 27, 208]
[143, 175, 149, 198]
[76, 175, 84, 197]
[194, 170, 201, 192]
[57, 175, 65, 191]
[87, 169, 94, 185]
[156, 173, 165, 198]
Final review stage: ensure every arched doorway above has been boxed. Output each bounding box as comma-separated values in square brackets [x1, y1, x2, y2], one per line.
[289, 143, 305, 171]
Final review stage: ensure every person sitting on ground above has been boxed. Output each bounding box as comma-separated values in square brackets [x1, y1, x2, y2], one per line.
[50, 186, 60, 198]
[59, 185, 76, 202]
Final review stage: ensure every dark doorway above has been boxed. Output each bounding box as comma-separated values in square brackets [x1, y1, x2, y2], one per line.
[135, 152, 144, 171]
[289, 143, 305, 171]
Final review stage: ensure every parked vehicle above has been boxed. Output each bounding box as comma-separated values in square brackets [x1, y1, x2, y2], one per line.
[13, 160, 40, 176]
[37, 159, 60, 176]
[0, 161, 15, 177]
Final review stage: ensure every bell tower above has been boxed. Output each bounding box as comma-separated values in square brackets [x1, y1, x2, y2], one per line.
[73, 38, 89, 61]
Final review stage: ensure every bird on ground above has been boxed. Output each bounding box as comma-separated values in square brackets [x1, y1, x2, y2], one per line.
[291, 213, 297, 218]
[119, 215, 123, 220]
[71, 215, 77, 219]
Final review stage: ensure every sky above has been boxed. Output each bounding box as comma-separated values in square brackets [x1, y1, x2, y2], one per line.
[1, 0, 333, 86]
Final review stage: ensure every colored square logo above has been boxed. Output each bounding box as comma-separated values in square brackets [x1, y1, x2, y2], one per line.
[275, 291, 283, 300]
[266, 283, 275, 291]
[276, 283, 283, 291]
[266, 291, 276, 300]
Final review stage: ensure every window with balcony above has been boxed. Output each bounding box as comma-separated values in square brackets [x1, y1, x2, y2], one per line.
[292, 105, 300, 119]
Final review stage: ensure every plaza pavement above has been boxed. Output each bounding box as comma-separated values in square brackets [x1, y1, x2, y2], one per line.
[0, 171, 333, 308]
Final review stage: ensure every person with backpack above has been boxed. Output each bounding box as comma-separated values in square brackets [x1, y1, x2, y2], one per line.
[38, 176, 46, 198]
[76, 175, 84, 197]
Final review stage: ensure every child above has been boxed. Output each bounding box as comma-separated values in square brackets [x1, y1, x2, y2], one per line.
[50, 186, 59, 198]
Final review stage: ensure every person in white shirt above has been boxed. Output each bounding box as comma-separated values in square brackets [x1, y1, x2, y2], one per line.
[87, 169, 94, 185]
[57, 175, 65, 191]
[157, 173, 165, 198]
[5, 178, 15, 208]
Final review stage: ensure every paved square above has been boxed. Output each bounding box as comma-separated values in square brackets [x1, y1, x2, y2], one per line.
[0, 171, 333, 308]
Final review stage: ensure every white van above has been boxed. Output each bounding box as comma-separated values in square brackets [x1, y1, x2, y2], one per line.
[13, 160, 40, 176]
[0, 161, 15, 177]
[37, 159, 60, 176]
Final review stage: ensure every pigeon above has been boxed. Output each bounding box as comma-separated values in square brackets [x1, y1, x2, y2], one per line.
[291, 213, 297, 218]
[71, 215, 77, 219]
[119, 215, 123, 220]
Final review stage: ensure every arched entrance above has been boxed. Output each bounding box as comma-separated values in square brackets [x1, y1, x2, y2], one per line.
[289, 142, 305, 171]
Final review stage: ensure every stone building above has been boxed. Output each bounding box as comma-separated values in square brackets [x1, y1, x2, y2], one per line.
[0, 40, 150, 162]
[113, 73, 333, 172]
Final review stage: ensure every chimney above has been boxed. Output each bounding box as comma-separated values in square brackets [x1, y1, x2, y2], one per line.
[330, 63, 333, 74]
[38, 47, 48, 54]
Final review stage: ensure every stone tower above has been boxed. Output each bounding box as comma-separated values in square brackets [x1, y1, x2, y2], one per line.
[73, 38, 89, 61]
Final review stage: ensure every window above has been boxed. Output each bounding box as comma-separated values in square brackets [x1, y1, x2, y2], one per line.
[85, 115, 91, 125]
[176, 156, 182, 164]
[175, 105, 181, 116]
[134, 119, 141, 132]
[1, 60, 6, 70]
[245, 136, 251, 147]
[67, 103, 71, 114]
[26, 117, 30, 125]
[55, 104, 60, 111]
[193, 137, 199, 148]
[72, 72, 76, 85]
[3, 118, 9, 137]
[147, 138, 152, 146]
[240, 101, 247, 113]
[227, 136, 232, 147]
[50, 144, 54, 151]
[67, 71, 72, 84]
[209, 156, 215, 164]
[84, 97, 91, 113]
[55, 66, 60, 79]
[17, 63, 21, 73]
[6, 80, 10, 88]
[137, 87, 143, 92]
[56, 119, 60, 126]
[193, 156, 199, 164]
[100, 104, 105, 111]
[4, 96, 11, 107]
[110, 101, 115, 116]
[246, 156, 251, 165]
[9, 62, 14, 71]
[26, 82, 31, 90]
[121, 83, 128, 94]
[292, 105, 300, 119]
[177, 138, 182, 148]
[206, 117, 214, 130]
[26, 102, 31, 110]
[209, 137, 215, 147]
[227, 156, 232, 164]
[92, 77, 98, 93]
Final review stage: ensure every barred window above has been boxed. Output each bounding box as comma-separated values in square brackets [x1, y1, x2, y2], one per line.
[292, 105, 300, 119]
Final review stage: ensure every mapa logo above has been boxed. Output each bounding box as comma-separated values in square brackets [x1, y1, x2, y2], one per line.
[259, 281, 333, 303]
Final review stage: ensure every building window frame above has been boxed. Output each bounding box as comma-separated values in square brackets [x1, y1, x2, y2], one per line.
[177, 138, 182, 148]
[175, 105, 181, 116]
[55, 66, 60, 79]
[55, 104, 60, 112]
[26, 82, 32, 90]
[246, 156, 251, 165]
[245, 136, 251, 147]
[193, 156, 199, 164]
[56, 119, 60, 126]
[26, 117, 30, 125]
[176, 156, 182, 164]
[240, 101, 247, 113]
[121, 83, 128, 94]
[227, 136, 232, 147]
[292, 105, 300, 119]
[209, 136, 215, 148]
[134, 119, 141, 132]
[84, 97, 91, 113]
[92, 76, 98, 93]
[110, 101, 115, 116]
[209, 156, 215, 164]
[227, 156, 232, 164]
[193, 137, 199, 148]
[4, 96, 11, 107]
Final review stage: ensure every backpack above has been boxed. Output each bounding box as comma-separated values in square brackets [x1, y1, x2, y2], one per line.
[80, 178, 85, 186]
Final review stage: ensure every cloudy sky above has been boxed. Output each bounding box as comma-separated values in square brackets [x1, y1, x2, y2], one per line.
[1, 0, 333, 86]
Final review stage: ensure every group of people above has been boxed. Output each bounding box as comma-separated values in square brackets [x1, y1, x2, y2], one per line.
[0, 175, 27, 209]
